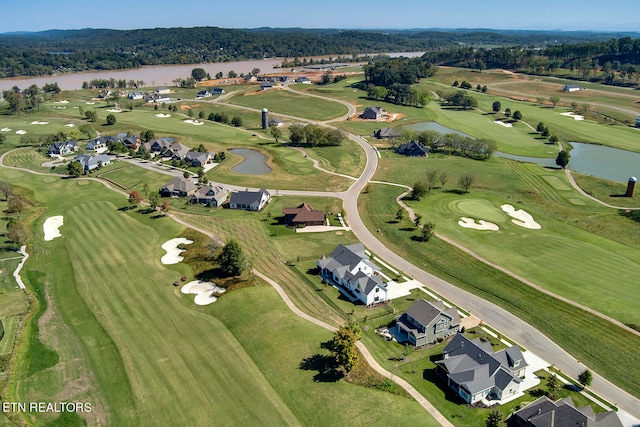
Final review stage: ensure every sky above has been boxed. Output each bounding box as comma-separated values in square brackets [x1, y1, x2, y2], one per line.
[2, 0, 639, 33]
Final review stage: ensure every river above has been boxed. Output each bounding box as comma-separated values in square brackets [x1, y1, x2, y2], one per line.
[0, 51, 425, 93]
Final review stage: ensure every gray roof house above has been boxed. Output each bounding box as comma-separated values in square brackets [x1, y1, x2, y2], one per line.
[48, 140, 78, 156]
[228, 188, 271, 211]
[145, 137, 175, 153]
[260, 82, 274, 90]
[86, 135, 117, 152]
[295, 77, 311, 84]
[360, 106, 383, 120]
[373, 127, 401, 139]
[184, 151, 214, 167]
[75, 154, 111, 171]
[317, 243, 388, 306]
[509, 395, 623, 427]
[190, 185, 228, 207]
[162, 142, 191, 161]
[436, 334, 528, 404]
[396, 299, 460, 347]
[268, 118, 284, 127]
[211, 87, 225, 95]
[196, 90, 212, 98]
[160, 177, 197, 197]
[563, 84, 583, 92]
[396, 140, 429, 157]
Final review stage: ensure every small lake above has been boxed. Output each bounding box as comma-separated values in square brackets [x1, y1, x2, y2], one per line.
[229, 148, 271, 175]
[495, 142, 640, 183]
[403, 122, 473, 139]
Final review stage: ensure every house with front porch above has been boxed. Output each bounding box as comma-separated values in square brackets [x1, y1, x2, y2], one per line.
[160, 177, 197, 197]
[190, 185, 228, 207]
[396, 299, 460, 347]
[75, 154, 111, 171]
[228, 188, 270, 211]
[317, 243, 388, 306]
[436, 334, 527, 404]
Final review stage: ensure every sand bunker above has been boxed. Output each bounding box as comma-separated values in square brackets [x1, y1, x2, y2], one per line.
[1, 128, 10, 132]
[181, 280, 227, 305]
[155, 113, 172, 118]
[31, 121, 49, 125]
[501, 204, 541, 229]
[458, 217, 499, 231]
[53, 106, 66, 109]
[160, 238, 194, 264]
[64, 123, 76, 127]
[107, 109, 122, 113]
[183, 119, 204, 126]
[55, 100, 69, 104]
[85, 101, 95, 105]
[15, 130, 26, 135]
[494, 120, 513, 128]
[43, 216, 64, 241]
[560, 112, 584, 121]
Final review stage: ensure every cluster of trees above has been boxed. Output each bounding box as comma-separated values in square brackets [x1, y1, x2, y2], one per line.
[319, 72, 347, 85]
[206, 111, 243, 127]
[365, 83, 430, 107]
[535, 122, 558, 144]
[444, 91, 478, 110]
[399, 130, 496, 160]
[411, 170, 475, 200]
[491, 101, 522, 121]
[360, 56, 435, 106]
[2, 182, 31, 247]
[1, 83, 60, 116]
[288, 124, 344, 147]
[453, 80, 487, 93]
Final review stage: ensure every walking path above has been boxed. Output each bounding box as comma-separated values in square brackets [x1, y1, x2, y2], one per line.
[12, 245, 29, 290]
[253, 270, 454, 427]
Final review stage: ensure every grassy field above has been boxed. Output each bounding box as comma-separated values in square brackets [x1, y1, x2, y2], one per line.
[226, 87, 349, 120]
[358, 183, 640, 399]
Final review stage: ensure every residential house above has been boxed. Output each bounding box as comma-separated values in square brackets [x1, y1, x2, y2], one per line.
[121, 135, 141, 151]
[196, 90, 212, 98]
[373, 127, 400, 139]
[145, 94, 172, 103]
[396, 140, 428, 157]
[295, 77, 311, 84]
[86, 135, 117, 153]
[228, 188, 271, 211]
[160, 177, 197, 197]
[162, 142, 191, 161]
[277, 76, 290, 82]
[211, 87, 225, 95]
[436, 334, 528, 404]
[47, 140, 78, 156]
[184, 151, 214, 167]
[509, 395, 622, 427]
[563, 84, 582, 92]
[144, 137, 175, 154]
[260, 82, 274, 90]
[282, 203, 325, 227]
[155, 87, 171, 94]
[98, 89, 112, 98]
[396, 299, 460, 347]
[268, 118, 284, 127]
[190, 185, 228, 207]
[360, 106, 383, 120]
[244, 74, 257, 82]
[127, 92, 144, 100]
[74, 154, 111, 171]
[317, 243, 388, 306]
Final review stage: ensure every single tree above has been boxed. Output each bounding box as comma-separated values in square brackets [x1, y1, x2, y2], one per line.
[413, 213, 422, 228]
[160, 200, 171, 215]
[7, 195, 24, 214]
[439, 172, 449, 188]
[217, 239, 246, 277]
[84, 110, 97, 122]
[476, 84, 482, 91]
[452, 80, 459, 87]
[270, 125, 282, 143]
[411, 182, 427, 200]
[481, 85, 488, 93]
[231, 116, 243, 127]
[546, 373, 559, 394]
[418, 222, 435, 242]
[128, 191, 142, 207]
[571, 101, 578, 111]
[425, 170, 438, 192]
[536, 122, 545, 133]
[549, 135, 559, 144]
[556, 150, 571, 169]
[485, 409, 503, 427]
[492, 101, 501, 113]
[395, 208, 404, 222]
[504, 107, 511, 118]
[512, 110, 523, 121]
[67, 160, 83, 177]
[578, 370, 593, 388]
[0, 134, 6, 144]
[148, 192, 160, 210]
[251, 67, 261, 77]
[459, 173, 474, 193]
[215, 71, 223, 79]
[7, 222, 29, 246]
[549, 95, 560, 107]
[328, 325, 359, 373]
[106, 113, 117, 125]
[183, 171, 190, 179]
[191, 68, 207, 81]
[541, 127, 550, 137]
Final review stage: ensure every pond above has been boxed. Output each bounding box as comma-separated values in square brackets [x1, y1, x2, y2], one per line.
[495, 142, 640, 183]
[403, 122, 473, 138]
[229, 148, 272, 175]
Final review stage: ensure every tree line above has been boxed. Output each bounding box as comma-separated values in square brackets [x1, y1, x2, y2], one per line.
[288, 124, 344, 147]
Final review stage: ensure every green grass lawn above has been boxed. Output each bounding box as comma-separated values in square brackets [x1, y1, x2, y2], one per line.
[226, 88, 349, 121]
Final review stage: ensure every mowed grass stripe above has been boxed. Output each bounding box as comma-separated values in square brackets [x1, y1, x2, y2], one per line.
[65, 202, 299, 426]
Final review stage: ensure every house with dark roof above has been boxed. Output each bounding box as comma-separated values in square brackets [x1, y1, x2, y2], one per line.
[160, 177, 197, 197]
[127, 91, 144, 100]
[396, 140, 428, 157]
[295, 77, 311, 84]
[268, 118, 284, 127]
[360, 106, 383, 120]
[48, 140, 79, 156]
[86, 135, 117, 153]
[121, 135, 140, 151]
[143, 137, 175, 154]
[155, 87, 170, 94]
[211, 87, 225, 95]
[563, 84, 583, 92]
[373, 127, 401, 139]
[190, 185, 228, 207]
[436, 334, 528, 404]
[228, 188, 271, 211]
[396, 299, 460, 347]
[161, 142, 190, 161]
[196, 90, 212, 98]
[282, 203, 325, 227]
[260, 82, 274, 91]
[74, 154, 111, 171]
[509, 395, 622, 427]
[317, 243, 388, 306]
[184, 151, 214, 167]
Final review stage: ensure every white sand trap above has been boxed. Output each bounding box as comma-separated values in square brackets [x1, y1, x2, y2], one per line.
[494, 120, 513, 128]
[106, 109, 122, 113]
[31, 121, 49, 125]
[55, 100, 69, 104]
[15, 130, 26, 135]
[1, 128, 10, 132]
[560, 112, 584, 121]
[501, 204, 541, 229]
[181, 280, 227, 305]
[43, 216, 64, 241]
[53, 106, 66, 109]
[64, 123, 76, 127]
[183, 119, 204, 125]
[85, 101, 95, 105]
[458, 217, 499, 231]
[160, 238, 194, 264]
[155, 113, 171, 118]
